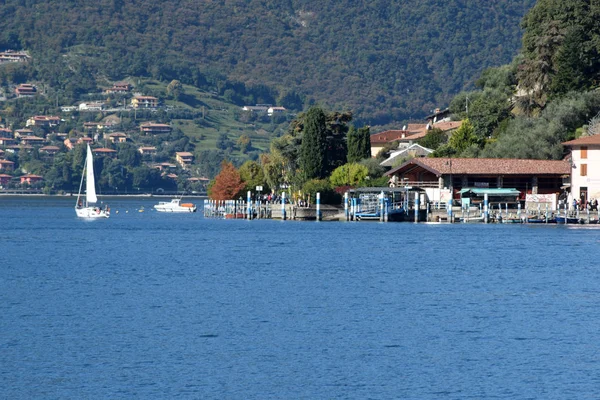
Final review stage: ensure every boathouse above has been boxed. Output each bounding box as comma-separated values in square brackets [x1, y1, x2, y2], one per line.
[385, 158, 570, 204]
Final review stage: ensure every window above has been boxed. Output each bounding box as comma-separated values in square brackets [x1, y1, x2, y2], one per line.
[581, 146, 588, 159]
[581, 163, 587, 176]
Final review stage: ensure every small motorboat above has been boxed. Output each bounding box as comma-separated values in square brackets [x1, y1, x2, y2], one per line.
[154, 198, 197, 213]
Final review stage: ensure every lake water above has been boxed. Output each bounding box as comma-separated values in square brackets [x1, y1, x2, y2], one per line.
[2, 196, 600, 399]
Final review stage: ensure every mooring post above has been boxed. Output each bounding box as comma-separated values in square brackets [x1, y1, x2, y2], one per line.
[281, 192, 286, 220]
[447, 198, 453, 223]
[518, 202, 522, 222]
[247, 191, 252, 220]
[414, 191, 420, 223]
[316, 192, 321, 221]
[344, 192, 349, 221]
[484, 193, 489, 224]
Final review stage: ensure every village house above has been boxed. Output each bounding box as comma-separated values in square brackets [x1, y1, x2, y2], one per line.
[140, 123, 172, 135]
[63, 138, 78, 150]
[14, 129, 35, 138]
[242, 105, 270, 113]
[369, 130, 412, 157]
[20, 174, 43, 185]
[268, 106, 286, 116]
[425, 108, 451, 124]
[131, 96, 158, 108]
[106, 132, 128, 144]
[385, 157, 570, 205]
[78, 102, 105, 112]
[39, 145, 61, 156]
[20, 136, 45, 146]
[93, 148, 117, 158]
[0, 159, 15, 171]
[380, 143, 433, 167]
[61, 106, 77, 113]
[138, 146, 157, 155]
[26, 116, 61, 128]
[562, 135, 600, 203]
[77, 137, 94, 146]
[0, 50, 30, 63]
[15, 84, 36, 97]
[104, 82, 132, 94]
[155, 162, 177, 172]
[175, 152, 194, 169]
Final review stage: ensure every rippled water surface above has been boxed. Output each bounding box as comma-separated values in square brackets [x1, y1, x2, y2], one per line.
[2, 196, 600, 399]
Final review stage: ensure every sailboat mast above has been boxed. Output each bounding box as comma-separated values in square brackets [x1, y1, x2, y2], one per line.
[76, 150, 87, 207]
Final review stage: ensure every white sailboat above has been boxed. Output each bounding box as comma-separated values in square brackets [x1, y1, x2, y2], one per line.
[75, 144, 110, 218]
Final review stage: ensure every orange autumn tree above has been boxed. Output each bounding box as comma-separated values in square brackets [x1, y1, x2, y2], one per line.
[208, 161, 246, 200]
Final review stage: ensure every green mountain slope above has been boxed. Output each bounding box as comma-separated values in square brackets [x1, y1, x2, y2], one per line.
[0, 0, 535, 124]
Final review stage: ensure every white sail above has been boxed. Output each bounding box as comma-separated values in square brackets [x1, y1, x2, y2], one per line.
[85, 144, 97, 204]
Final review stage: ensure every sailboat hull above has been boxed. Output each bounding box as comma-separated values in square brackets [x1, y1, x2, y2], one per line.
[75, 207, 110, 218]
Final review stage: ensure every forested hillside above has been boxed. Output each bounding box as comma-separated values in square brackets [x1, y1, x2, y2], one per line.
[0, 0, 535, 124]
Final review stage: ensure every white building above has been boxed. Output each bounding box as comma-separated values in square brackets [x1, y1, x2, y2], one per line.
[563, 135, 600, 202]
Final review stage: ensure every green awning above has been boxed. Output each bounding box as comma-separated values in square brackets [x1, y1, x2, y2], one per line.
[459, 188, 520, 196]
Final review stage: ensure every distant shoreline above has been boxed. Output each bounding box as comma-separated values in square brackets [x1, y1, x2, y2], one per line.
[0, 193, 208, 199]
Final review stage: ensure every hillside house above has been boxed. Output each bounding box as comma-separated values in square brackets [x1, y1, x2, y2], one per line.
[20, 136, 45, 146]
[79, 102, 104, 111]
[176, 152, 194, 169]
[93, 148, 117, 158]
[268, 106, 286, 116]
[0, 51, 30, 63]
[15, 84, 36, 97]
[425, 108, 451, 124]
[380, 143, 433, 167]
[20, 174, 43, 185]
[562, 135, 600, 203]
[63, 138, 78, 150]
[155, 162, 177, 172]
[40, 145, 60, 156]
[242, 105, 270, 112]
[131, 96, 158, 108]
[61, 106, 77, 113]
[26, 116, 61, 128]
[106, 132, 128, 144]
[77, 137, 94, 146]
[0, 159, 15, 171]
[105, 82, 132, 94]
[14, 129, 34, 138]
[138, 146, 157, 155]
[140, 123, 172, 135]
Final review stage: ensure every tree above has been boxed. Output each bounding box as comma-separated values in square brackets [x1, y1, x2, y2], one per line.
[347, 125, 371, 163]
[209, 161, 246, 200]
[448, 119, 478, 153]
[299, 106, 327, 180]
[330, 163, 369, 187]
[418, 128, 447, 150]
[239, 160, 268, 193]
[167, 80, 184, 100]
[237, 134, 252, 154]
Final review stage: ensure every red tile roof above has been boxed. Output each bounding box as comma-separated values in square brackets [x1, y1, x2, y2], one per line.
[387, 157, 571, 176]
[370, 130, 410, 144]
[562, 135, 600, 146]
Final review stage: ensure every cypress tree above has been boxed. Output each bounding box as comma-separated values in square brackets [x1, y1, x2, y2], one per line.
[346, 125, 360, 163]
[300, 106, 328, 180]
[357, 126, 371, 160]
